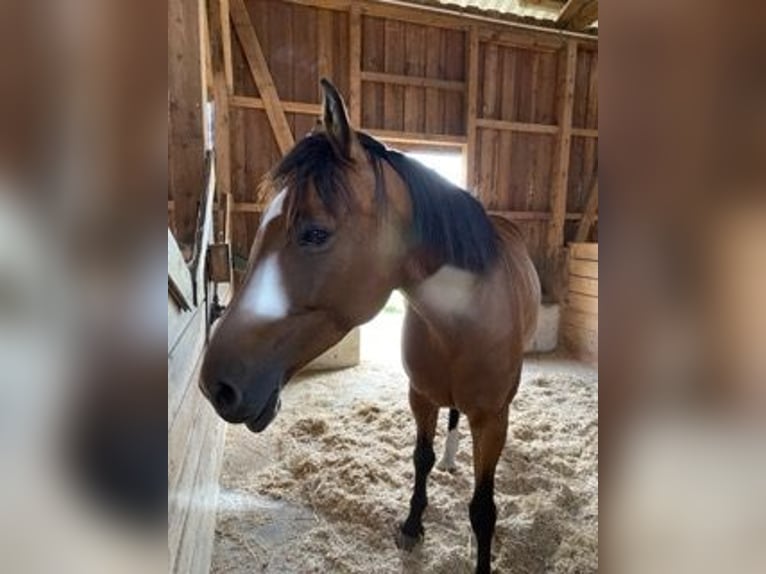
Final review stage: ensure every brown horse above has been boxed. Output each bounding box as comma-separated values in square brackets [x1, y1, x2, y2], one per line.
[201, 79, 540, 573]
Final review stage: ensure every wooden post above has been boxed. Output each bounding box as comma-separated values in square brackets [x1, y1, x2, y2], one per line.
[169, 0, 205, 250]
[574, 176, 598, 242]
[349, 5, 362, 126]
[220, 0, 234, 92]
[465, 25, 479, 192]
[207, 0, 231, 202]
[545, 39, 577, 282]
[229, 0, 295, 154]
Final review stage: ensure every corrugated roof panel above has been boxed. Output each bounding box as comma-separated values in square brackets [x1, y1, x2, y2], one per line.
[399, 0, 564, 24]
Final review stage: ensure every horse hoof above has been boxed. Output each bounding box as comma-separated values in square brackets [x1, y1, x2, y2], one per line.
[436, 459, 457, 472]
[395, 524, 423, 551]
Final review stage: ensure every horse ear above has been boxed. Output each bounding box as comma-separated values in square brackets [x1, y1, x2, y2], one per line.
[319, 78, 355, 159]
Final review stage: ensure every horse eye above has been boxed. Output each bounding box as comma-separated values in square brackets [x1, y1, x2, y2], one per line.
[299, 227, 331, 247]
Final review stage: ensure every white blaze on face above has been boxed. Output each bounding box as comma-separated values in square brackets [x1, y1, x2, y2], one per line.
[241, 190, 290, 320]
[414, 265, 476, 316]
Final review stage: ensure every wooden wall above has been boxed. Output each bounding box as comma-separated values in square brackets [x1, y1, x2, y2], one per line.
[561, 242, 598, 363]
[168, 168, 227, 574]
[193, 0, 598, 294]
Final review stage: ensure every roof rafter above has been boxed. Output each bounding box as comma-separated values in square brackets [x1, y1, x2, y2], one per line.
[557, 0, 598, 31]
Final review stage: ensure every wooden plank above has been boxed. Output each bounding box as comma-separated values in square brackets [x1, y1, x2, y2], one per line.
[481, 41, 499, 119]
[476, 118, 558, 134]
[567, 292, 598, 314]
[168, 301, 208, 428]
[557, 0, 598, 31]
[569, 275, 598, 297]
[168, 229, 194, 310]
[230, 95, 322, 115]
[562, 308, 598, 331]
[403, 23, 426, 133]
[188, 155, 217, 305]
[545, 39, 578, 262]
[569, 241, 598, 261]
[572, 127, 598, 137]
[490, 210, 585, 221]
[229, 0, 295, 154]
[383, 19, 405, 131]
[279, 0, 598, 46]
[361, 15, 385, 130]
[466, 26, 479, 190]
[477, 128, 497, 205]
[228, 204, 592, 218]
[424, 26, 444, 134]
[574, 178, 598, 242]
[477, 27, 562, 51]
[366, 129, 466, 146]
[208, 0, 231, 199]
[291, 4, 319, 138]
[569, 258, 598, 279]
[349, 6, 362, 125]
[317, 8, 333, 81]
[442, 28, 465, 136]
[359, 71, 466, 92]
[168, 0, 205, 248]
[207, 243, 232, 283]
[221, 0, 234, 91]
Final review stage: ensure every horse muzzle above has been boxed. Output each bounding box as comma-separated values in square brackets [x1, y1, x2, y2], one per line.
[244, 388, 282, 433]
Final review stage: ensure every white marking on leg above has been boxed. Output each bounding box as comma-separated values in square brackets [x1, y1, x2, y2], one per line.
[242, 253, 289, 319]
[438, 428, 459, 471]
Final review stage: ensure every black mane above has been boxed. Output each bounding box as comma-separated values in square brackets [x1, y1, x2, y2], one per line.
[269, 131, 498, 274]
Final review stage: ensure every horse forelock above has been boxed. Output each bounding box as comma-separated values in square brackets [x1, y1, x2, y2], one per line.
[264, 130, 499, 275]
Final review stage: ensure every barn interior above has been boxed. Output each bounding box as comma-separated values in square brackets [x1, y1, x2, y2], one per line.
[168, 1, 598, 572]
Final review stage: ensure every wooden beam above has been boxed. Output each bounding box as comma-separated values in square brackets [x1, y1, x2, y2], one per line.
[230, 95, 321, 115]
[476, 118, 559, 135]
[366, 129, 466, 146]
[229, 203, 588, 220]
[545, 39, 578, 261]
[349, 6, 362, 126]
[466, 25, 479, 190]
[229, 0, 295, 154]
[220, 0, 234, 92]
[491, 210, 587, 221]
[278, 0, 597, 43]
[574, 177, 598, 242]
[477, 28, 562, 52]
[360, 71, 465, 92]
[207, 0, 231, 199]
[572, 127, 598, 138]
[168, 0, 205, 249]
[570, 242, 598, 261]
[558, 0, 598, 31]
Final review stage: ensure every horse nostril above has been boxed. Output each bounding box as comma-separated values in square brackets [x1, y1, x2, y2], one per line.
[213, 380, 241, 414]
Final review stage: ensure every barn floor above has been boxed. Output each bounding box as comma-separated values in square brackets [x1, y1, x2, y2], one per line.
[210, 300, 598, 574]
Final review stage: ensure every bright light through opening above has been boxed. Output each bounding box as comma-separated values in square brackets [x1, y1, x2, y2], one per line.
[406, 151, 466, 188]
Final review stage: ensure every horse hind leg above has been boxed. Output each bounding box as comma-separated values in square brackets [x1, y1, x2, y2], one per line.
[437, 408, 460, 472]
[468, 405, 509, 574]
[396, 387, 438, 551]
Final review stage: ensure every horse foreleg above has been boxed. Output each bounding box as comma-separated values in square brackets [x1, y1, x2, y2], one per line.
[468, 405, 509, 574]
[437, 408, 460, 471]
[396, 386, 438, 551]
